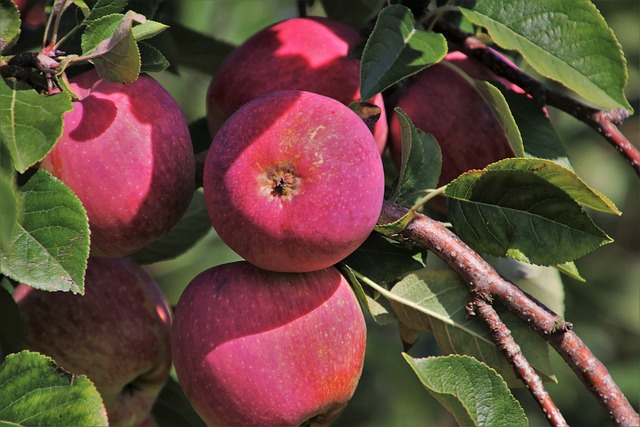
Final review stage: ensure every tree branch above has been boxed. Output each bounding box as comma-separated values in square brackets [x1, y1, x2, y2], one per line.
[433, 20, 640, 176]
[471, 298, 567, 427]
[379, 201, 640, 426]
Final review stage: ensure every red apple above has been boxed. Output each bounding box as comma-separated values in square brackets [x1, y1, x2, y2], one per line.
[40, 69, 195, 257]
[203, 89, 384, 272]
[206, 16, 388, 153]
[13, 0, 46, 30]
[13, 257, 173, 427]
[171, 261, 367, 426]
[389, 52, 517, 186]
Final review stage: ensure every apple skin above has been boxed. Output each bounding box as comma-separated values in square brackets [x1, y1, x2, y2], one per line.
[13, 257, 173, 427]
[389, 52, 517, 186]
[206, 16, 388, 153]
[171, 261, 367, 427]
[13, 0, 46, 30]
[40, 69, 195, 257]
[203, 89, 384, 273]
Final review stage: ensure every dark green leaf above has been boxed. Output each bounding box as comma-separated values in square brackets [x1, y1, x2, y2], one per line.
[126, 0, 162, 19]
[360, 5, 447, 100]
[392, 108, 442, 208]
[342, 233, 424, 285]
[0, 351, 108, 426]
[445, 167, 613, 265]
[320, 0, 386, 31]
[0, 283, 23, 359]
[130, 190, 210, 265]
[460, 0, 632, 111]
[0, 79, 73, 173]
[0, 170, 89, 294]
[139, 41, 169, 73]
[83, 0, 127, 25]
[0, 0, 20, 53]
[153, 376, 206, 427]
[164, 21, 235, 75]
[404, 354, 528, 427]
[388, 269, 554, 386]
[498, 86, 572, 169]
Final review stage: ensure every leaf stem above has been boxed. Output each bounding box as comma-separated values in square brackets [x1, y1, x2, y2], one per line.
[378, 200, 640, 426]
[411, 185, 447, 211]
[432, 20, 640, 176]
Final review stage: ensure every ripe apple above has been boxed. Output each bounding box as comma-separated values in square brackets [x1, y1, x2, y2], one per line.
[203, 89, 385, 272]
[171, 261, 367, 426]
[206, 16, 388, 153]
[13, 257, 173, 427]
[40, 69, 195, 257]
[389, 52, 517, 186]
[13, 0, 46, 31]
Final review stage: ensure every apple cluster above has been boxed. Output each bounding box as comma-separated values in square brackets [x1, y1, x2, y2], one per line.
[9, 9, 523, 427]
[173, 17, 387, 426]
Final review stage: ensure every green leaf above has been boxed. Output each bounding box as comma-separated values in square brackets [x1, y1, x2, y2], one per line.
[139, 41, 169, 73]
[460, 0, 632, 111]
[152, 376, 206, 427]
[0, 79, 74, 173]
[82, 11, 145, 83]
[360, 5, 447, 101]
[0, 173, 20, 252]
[0, 350, 108, 426]
[446, 168, 613, 265]
[374, 208, 416, 236]
[474, 80, 524, 157]
[554, 261, 585, 282]
[83, 0, 127, 25]
[0, 283, 23, 359]
[387, 269, 554, 387]
[342, 233, 424, 285]
[339, 264, 397, 326]
[486, 158, 620, 215]
[164, 21, 235, 75]
[498, 86, 572, 169]
[0, 0, 20, 53]
[392, 108, 442, 208]
[130, 190, 210, 265]
[0, 170, 89, 294]
[131, 19, 168, 41]
[69, 0, 91, 18]
[320, 0, 386, 31]
[404, 354, 528, 427]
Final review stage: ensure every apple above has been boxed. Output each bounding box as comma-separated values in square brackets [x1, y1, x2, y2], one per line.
[13, 0, 46, 31]
[13, 257, 173, 427]
[40, 69, 195, 257]
[389, 52, 517, 186]
[203, 89, 385, 273]
[206, 16, 388, 153]
[171, 261, 367, 426]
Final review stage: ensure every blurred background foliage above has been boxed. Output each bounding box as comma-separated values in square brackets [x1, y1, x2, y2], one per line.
[144, 1, 639, 426]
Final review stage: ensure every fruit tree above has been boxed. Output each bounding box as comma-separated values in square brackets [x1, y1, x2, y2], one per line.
[0, 1, 638, 426]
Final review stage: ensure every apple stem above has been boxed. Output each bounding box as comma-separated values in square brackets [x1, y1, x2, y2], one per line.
[378, 200, 640, 426]
[432, 19, 640, 177]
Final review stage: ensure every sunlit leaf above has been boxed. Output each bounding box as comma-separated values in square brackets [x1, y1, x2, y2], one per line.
[404, 354, 528, 427]
[0, 170, 89, 294]
[0, 79, 73, 173]
[0, 351, 108, 426]
[460, 0, 632, 111]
